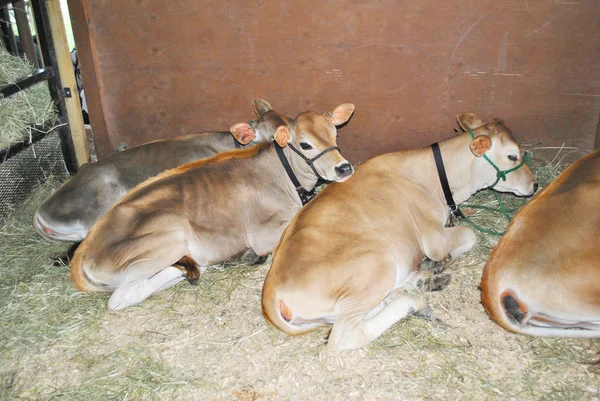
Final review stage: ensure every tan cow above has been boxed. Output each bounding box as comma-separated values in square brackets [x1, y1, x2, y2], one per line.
[34, 99, 282, 242]
[262, 113, 536, 351]
[481, 149, 600, 337]
[70, 104, 355, 310]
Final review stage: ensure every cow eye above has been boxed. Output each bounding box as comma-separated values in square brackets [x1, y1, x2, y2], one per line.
[300, 142, 313, 150]
[508, 154, 518, 162]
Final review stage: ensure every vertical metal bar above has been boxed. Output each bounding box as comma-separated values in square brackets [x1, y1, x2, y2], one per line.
[595, 107, 600, 150]
[1, 6, 19, 55]
[13, 0, 38, 67]
[29, 0, 77, 172]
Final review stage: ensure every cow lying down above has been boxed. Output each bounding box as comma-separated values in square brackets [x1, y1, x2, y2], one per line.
[481, 149, 600, 337]
[70, 103, 356, 310]
[34, 99, 283, 242]
[262, 113, 536, 351]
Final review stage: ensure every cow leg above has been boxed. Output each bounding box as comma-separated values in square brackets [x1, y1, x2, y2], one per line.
[174, 255, 201, 284]
[239, 248, 269, 265]
[108, 266, 185, 310]
[422, 225, 477, 262]
[401, 269, 452, 293]
[419, 255, 451, 274]
[327, 295, 429, 352]
[101, 213, 194, 310]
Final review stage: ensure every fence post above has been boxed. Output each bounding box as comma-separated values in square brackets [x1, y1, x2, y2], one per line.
[45, 0, 88, 167]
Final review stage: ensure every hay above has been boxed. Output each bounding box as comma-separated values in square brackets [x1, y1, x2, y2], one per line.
[1, 153, 599, 400]
[0, 47, 57, 150]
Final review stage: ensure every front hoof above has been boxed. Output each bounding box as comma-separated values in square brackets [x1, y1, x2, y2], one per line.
[420, 255, 451, 274]
[417, 272, 452, 292]
[186, 277, 199, 285]
[415, 306, 437, 321]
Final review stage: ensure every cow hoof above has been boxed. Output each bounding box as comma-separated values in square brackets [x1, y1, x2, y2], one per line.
[239, 249, 268, 265]
[417, 273, 452, 292]
[186, 277, 199, 286]
[416, 306, 437, 321]
[174, 256, 200, 284]
[420, 255, 451, 274]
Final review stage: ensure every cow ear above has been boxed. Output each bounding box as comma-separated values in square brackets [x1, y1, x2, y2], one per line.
[229, 122, 256, 145]
[252, 98, 273, 117]
[324, 103, 355, 126]
[274, 125, 291, 148]
[469, 134, 493, 157]
[457, 113, 484, 131]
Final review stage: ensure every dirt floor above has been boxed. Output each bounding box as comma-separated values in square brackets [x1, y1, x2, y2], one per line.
[1, 152, 599, 400]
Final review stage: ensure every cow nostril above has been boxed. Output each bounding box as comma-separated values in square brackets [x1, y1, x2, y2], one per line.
[335, 163, 353, 176]
[533, 183, 539, 192]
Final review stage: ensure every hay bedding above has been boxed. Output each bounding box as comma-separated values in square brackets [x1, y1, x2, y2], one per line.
[0, 48, 57, 151]
[1, 151, 599, 400]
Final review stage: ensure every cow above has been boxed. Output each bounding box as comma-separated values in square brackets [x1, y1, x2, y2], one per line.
[261, 113, 536, 351]
[480, 149, 600, 337]
[69, 103, 356, 311]
[33, 99, 284, 242]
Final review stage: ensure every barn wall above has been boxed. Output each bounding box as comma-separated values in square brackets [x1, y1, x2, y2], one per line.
[68, 0, 600, 163]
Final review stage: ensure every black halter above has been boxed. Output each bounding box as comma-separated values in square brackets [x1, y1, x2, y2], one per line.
[431, 143, 464, 224]
[275, 143, 341, 205]
[287, 143, 341, 178]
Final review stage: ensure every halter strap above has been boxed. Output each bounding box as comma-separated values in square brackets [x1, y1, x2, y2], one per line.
[431, 143, 464, 220]
[287, 143, 341, 178]
[275, 144, 316, 205]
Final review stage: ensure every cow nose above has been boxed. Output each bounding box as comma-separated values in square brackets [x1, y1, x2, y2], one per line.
[533, 183, 539, 192]
[335, 163, 354, 178]
[35, 213, 53, 236]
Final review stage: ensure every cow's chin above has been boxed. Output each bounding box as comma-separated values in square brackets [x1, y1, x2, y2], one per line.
[334, 175, 352, 183]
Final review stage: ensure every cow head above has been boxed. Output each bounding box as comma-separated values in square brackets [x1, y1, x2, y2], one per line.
[33, 162, 125, 242]
[229, 99, 290, 145]
[458, 113, 536, 197]
[275, 103, 355, 182]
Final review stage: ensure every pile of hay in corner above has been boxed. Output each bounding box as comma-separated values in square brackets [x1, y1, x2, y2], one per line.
[0, 47, 57, 150]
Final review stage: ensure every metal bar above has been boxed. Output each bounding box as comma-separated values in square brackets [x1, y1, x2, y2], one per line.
[1, 6, 18, 55]
[595, 106, 600, 150]
[0, 124, 61, 164]
[13, 0, 38, 66]
[29, 0, 77, 172]
[0, 67, 51, 97]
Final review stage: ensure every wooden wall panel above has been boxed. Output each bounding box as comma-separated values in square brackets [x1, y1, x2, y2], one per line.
[69, 0, 600, 163]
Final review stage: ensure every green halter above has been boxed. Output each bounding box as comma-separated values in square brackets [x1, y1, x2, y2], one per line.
[468, 128, 529, 188]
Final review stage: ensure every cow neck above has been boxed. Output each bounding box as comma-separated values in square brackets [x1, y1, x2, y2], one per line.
[274, 144, 318, 205]
[429, 134, 486, 216]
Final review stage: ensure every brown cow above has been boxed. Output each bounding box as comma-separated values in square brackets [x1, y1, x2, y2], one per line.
[262, 113, 536, 351]
[481, 149, 600, 337]
[34, 99, 283, 242]
[70, 104, 355, 310]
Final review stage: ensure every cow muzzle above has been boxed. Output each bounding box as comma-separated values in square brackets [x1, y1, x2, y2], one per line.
[334, 162, 354, 182]
[288, 143, 353, 182]
[34, 212, 86, 242]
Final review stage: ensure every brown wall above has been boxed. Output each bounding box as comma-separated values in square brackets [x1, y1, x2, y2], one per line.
[69, 0, 600, 164]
